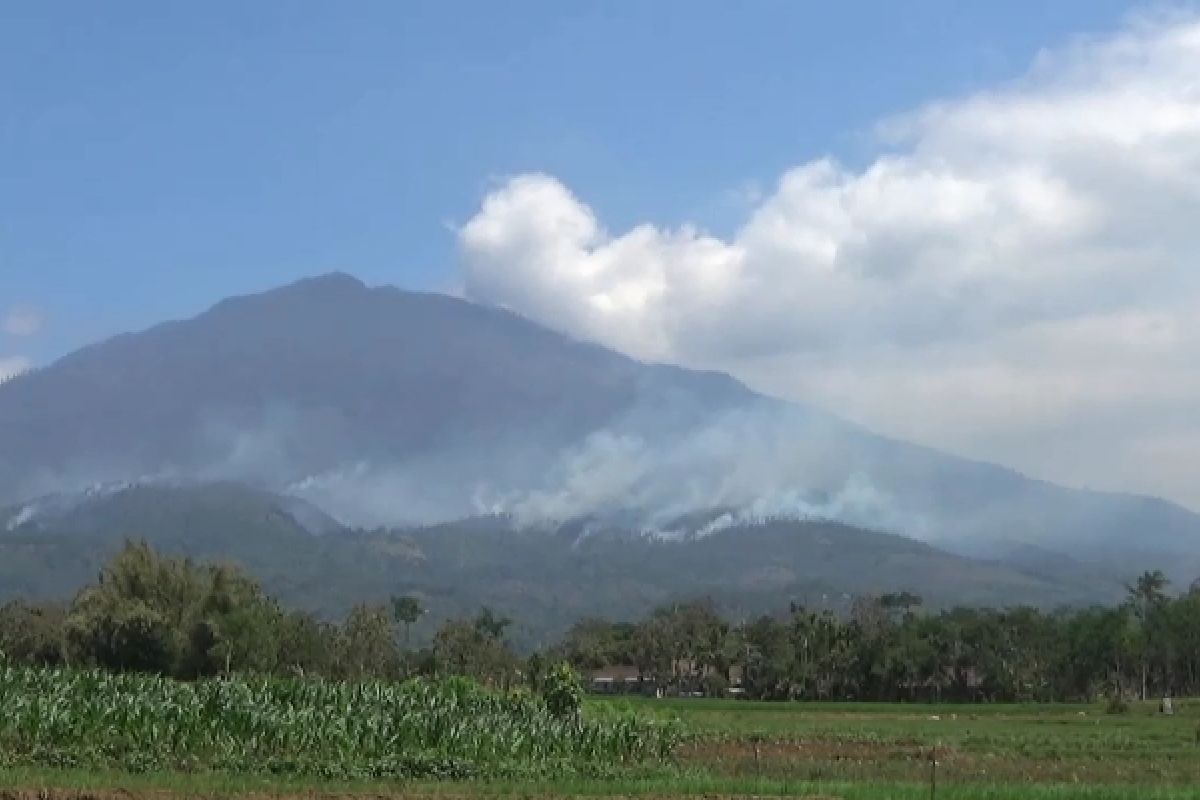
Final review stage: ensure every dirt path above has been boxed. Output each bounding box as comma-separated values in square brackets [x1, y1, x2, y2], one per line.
[0, 791, 843, 800]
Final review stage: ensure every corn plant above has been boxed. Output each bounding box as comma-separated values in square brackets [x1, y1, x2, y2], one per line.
[0, 661, 679, 779]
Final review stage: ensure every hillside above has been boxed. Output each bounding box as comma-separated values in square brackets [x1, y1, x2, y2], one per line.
[0, 273, 1197, 589]
[0, 482, 1124, 648]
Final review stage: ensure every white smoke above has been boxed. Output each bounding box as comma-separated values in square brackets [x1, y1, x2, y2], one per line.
[221, 393, 930, 536]
[284, 461, 481, 526]
[461, 405, 930, 536]
[0, 356, 30, 383]
[689, 474, 927, 539]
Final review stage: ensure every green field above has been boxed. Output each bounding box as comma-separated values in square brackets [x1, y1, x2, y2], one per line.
[4, 663, 1200, 799]
[0, 663, 676, 781]
[607, 696, 1200, 794]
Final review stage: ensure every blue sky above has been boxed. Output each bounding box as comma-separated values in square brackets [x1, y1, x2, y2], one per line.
[3, 0, 1141, 364]
[10, 1, 1200, 508]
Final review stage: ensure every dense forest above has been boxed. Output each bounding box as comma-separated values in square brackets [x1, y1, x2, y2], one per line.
[2, 541, 1198, 704]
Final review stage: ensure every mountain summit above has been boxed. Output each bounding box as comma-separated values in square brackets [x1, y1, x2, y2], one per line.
[1, 273, 1198, 581]
[0, 273, 750, 512]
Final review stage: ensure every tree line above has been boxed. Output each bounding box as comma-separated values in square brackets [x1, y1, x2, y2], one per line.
[550, 577, 1200, 703]
[3, 541, 1198, 703]
[0, 542, 525, 687]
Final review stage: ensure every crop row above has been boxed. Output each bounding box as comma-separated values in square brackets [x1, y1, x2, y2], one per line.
[0, 662, 679, 780]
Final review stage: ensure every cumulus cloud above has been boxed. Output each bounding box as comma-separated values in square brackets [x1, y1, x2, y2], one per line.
[459, 12, 1200, 510]
[3, 308, 43, 338]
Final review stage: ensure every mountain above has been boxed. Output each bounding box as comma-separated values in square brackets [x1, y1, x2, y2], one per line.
[0, 482, 1123, 648]
[0, 273, 752, 524]
[0, 273, 1198, 585]
[0, 482, 354, 602]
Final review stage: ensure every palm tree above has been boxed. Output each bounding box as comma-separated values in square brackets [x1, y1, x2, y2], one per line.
[1125, 570, 1169, 700]
[473, 606, 511, 641]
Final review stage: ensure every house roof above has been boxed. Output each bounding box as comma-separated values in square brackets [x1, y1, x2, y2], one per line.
[588, 665, 641, 682]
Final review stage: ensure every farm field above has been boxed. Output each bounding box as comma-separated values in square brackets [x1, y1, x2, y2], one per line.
[615, 696, 1200, 793]
[0, 663, 675, 781]
[3, 663, 1200, 799]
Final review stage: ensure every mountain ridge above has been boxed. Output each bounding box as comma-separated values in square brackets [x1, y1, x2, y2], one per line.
[0, 480, 1126, 648]
[1, 272, 1198, 588]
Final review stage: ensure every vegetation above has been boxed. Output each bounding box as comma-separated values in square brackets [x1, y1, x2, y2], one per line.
[4, 697, 1200, 797]
[4, 542, 1200, 797]
[0, 660, 676, 780]
[0, 540, 533, 684]
[641, 696, 1200, 792]
[551, 580, 1200, 703]
[0, 484, 1129, 649]
[3, 543, 1200, 705]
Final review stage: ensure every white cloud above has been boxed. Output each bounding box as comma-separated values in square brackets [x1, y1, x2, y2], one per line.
[459, 12, 1200, 510]
[0, 356, 30, 382]
[3, 308, 43, 337]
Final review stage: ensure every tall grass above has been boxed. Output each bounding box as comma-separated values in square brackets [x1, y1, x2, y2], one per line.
[0, 663, 679, 780]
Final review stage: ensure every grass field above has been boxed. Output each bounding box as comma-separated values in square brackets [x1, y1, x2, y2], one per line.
[605, 695, 1200, 796]
[4, 669, 1200, 799]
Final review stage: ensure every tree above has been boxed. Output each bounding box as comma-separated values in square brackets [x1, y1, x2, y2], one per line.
[65, 541, 279, 677]
[276, 611, 337, 676]
[632, 614, 673, 686]
[473, 606, 512, 641]
[740, 615, 793, 700]
[632, 600, 729, 693]
[1128, 570, 1170, 607]
[337, 604, 400, 680]
[433, 609, 519, 686]
[1164, 592, 1200, 693]
[189, 563, 283, 675]
[879, 592, 923, 615]
[1126, 570, 1170, 700]
[553, 618, 637, 670]
[0, 601, 67, 666]
[1055, 606, 1129, 700]
[390, 594, 423, 649]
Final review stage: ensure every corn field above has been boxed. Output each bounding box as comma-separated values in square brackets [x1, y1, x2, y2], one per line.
[0, 662, 679, 780]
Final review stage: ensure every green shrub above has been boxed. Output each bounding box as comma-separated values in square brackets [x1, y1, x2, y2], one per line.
[541, 661, 583, 719]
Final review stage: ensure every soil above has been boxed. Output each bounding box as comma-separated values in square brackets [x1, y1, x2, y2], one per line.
[0, 793, 843, 800]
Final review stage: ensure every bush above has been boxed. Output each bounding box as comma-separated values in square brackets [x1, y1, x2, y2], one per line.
[541, 661, 583, 719]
